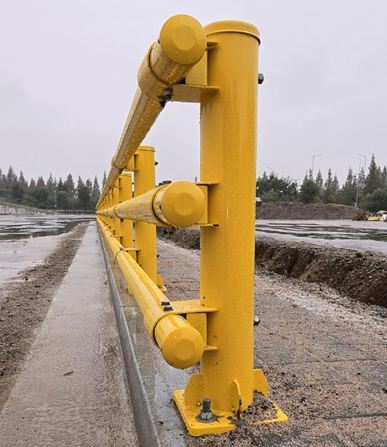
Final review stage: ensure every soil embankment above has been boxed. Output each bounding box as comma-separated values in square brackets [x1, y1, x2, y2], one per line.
[256, 202, 362, 220]
[158, 226, 387, 309]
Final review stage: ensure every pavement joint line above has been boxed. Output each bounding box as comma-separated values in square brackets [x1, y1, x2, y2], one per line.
[98, 229, 161, 447]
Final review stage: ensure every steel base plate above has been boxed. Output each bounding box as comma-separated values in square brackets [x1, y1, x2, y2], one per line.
[174, 389, 288, 437]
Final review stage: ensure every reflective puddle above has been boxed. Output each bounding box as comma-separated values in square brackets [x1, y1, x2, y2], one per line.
[255, 220, 387, 254]
[0, 214, 95, 284]
[0, 215, 94, 241]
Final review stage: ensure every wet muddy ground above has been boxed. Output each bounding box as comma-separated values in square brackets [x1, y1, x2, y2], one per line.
[0, 214, 93, 241]
[0, 223, 88, 410]
[0, 215, 93, 283]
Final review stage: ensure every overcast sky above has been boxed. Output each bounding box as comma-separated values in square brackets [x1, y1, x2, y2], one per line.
[1, 1, 386, 188]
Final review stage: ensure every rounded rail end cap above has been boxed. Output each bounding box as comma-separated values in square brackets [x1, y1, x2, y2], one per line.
[161, 181, 206, 228]
[159, 15, 206, 66]
[161, 324, 204, 369]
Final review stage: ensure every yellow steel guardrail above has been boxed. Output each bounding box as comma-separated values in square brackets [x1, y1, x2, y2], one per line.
[97, 14, 287, 436]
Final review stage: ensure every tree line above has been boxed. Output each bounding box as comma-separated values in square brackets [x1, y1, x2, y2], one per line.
[256, 154, 387, 212]
[0, 166, 104, 210]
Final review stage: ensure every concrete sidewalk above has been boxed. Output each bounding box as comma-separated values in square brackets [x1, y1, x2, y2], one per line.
[0, 222, 138, 447]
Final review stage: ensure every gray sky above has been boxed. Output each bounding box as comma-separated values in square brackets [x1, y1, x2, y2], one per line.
[1, 0, 386, 188]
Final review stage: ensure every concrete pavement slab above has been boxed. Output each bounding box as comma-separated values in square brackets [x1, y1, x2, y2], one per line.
[0, 222, 139, 447]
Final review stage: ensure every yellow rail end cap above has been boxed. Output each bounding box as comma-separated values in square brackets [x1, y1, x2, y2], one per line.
[159, 15, 207, 66]
[161, 181, 206, 228]
[156, 315, 204, 369]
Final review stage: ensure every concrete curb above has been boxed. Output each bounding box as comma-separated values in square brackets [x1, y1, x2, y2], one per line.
[98, 230, 161, 447]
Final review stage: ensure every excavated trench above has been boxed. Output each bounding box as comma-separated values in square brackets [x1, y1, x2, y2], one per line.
[158, 227, 387, 309]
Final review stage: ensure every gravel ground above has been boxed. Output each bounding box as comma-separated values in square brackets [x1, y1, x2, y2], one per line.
[1, 222, 386, 445]
[0, 222, 88, 410]
[156, 237, 387, 446]
[159, 227, 387, 308]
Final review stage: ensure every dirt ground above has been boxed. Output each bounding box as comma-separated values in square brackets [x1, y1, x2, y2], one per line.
[156, 237, 387, 447]
[0, 223, 88, 411]
[256, 202, 363, 220]
[160, 227, 387, 309]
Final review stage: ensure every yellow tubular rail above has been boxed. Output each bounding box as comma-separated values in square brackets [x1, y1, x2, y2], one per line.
[97, 15, 207, 209]
[98, 218, 204, 369]
[97, 13, 288, 437]
[97, 181, 206, 228]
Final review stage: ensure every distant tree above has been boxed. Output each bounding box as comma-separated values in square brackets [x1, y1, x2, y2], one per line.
[6, 166, 17, 187]
[18, 171, 28, 190]
[102, 171, 107, 187]
[338, 167, 357, 206]
[322, 168, 338, 203]
[0, 169, 5, 198]
[91, 176, 100, 203]
[364, 154, 382, 195]
[29, 178, 36, 190]
[76, 176, 91, 209]
[331, 173, 340, 202]
[30, 187, 49, 208]
[0, 166, 100, 209]
[256, 172, 298, 202]
[381, 166, 387, 189]
[56, 190, 69, 209]
[65, 174, 75, 199]
[356, 166, 366, 204]
[85, 178, 93, 196]
[11, 182, 25, 203]
[359, 188, 387, 213]
[315, 170, 323, 194]
[299, 178, 320, 203]
[46, 173, 56, 198]
[57, 178, 65, 191]
[36, 176, 45, 188]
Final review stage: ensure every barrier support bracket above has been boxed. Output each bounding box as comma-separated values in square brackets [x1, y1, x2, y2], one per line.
[174, 370, 288, 436]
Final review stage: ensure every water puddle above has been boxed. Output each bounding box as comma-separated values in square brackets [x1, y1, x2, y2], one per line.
[0, 215, 94, 284]
[0, 215, 94, 241]
[255, 220, 387, 255]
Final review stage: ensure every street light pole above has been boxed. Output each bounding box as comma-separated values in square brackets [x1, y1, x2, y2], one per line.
[311, 154, 321, 179]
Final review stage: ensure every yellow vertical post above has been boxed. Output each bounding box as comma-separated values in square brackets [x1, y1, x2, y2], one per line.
[200, 22, 260, 412]
[112, 179, 121, 237]
[106, 190, 112, 228]
[133, 145, 157, 282]
[119, 171, 134, 256]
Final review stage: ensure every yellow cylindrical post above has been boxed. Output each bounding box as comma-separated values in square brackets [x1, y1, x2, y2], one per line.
[199, 22, 260, 412]
[134, 145, 157, 282]
[119, 171, 134, 256]
[112, 179, 121, 239]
